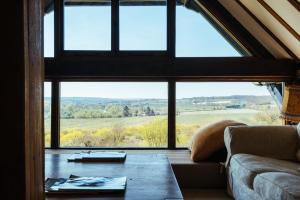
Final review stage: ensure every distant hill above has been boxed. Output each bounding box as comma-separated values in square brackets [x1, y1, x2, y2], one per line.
[44, 95, 276, 119]
[45, 95, 273, 104]
[179, 95, 274, 105]
[58, 97, 167, 105]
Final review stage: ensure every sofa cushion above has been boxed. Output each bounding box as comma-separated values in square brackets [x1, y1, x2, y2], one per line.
[189, 120, 246, 161]
[225, 126, 299, 166]
[230, 154, 300, 188]
[254, 172, 300, 200]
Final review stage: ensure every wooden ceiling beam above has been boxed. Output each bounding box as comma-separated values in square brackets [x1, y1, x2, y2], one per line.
[45, 57, 299, 81]
[235, 0, 298, 59]
[257, 0, 300, 41]
[288, 0, 300, 12]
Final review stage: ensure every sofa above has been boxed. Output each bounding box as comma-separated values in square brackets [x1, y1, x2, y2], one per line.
[224, 125, 300, 200]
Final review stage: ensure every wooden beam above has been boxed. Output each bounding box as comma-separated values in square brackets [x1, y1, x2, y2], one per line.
[288, 0, 300, 12]
[3, 0, 44, 199]
[64, 0, 167, 6]
[51, 81, 60, 149]
[112, 0, 119, 54]
[168, 80, 176, 149]
[258, 0, 300, 41]
[167, 0, 176, 57]
[235, 0, 298, 59]
[54, 0, 64, 56]
[45, 57, 299, 81]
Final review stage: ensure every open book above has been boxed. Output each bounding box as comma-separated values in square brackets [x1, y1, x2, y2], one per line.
[67, 151, 126, 162]
[45, 175, 127, 194]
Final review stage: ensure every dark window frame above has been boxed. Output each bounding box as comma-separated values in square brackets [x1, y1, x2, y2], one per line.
[45, 79, 284, 150]
[55, 0, 177, 57]
[44, 0, 295, 149]
[45, 79, 179, 150]
[54, 0, 252, 57]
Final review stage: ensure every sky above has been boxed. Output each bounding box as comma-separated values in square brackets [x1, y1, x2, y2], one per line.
[44, 82, 270, 99]
[43, 4, 270, 99]
[44, 5, 241, 56]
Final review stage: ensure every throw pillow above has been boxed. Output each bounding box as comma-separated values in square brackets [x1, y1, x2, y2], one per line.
[189, 120, 246, 162]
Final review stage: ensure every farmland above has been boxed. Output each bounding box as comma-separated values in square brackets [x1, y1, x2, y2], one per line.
[44, 95, 281, 147]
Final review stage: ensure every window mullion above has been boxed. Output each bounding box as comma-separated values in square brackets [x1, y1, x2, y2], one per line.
[112, 0, 119, 54]
[51, 80, 60, 149]
[54, 0, 64, 56]
[168, 80, 176, 149]
[167, 0, 176, 58]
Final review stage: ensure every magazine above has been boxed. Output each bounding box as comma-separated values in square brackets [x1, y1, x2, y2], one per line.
[67, 151, 126, 162]
[45, 175, 127, 194]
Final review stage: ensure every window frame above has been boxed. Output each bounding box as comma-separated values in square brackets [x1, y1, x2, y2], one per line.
[43, 1, 291, 149]
[55, 0, 176, 57]
[174, 81, 284, 147]
[53, 0, 250, 57]
[46, 79, 178, 150]
[45, 79, 283, 150]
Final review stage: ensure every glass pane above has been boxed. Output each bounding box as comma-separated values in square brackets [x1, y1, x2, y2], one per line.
[176, 4, 241, 57]
[64, 1, 111, 50]
[60, 82, 168, 147]
[176, 82, 281, 147]
[44, 11, 54, 57]
[44, 82, 52, 147]
[120, 1, 167, 50]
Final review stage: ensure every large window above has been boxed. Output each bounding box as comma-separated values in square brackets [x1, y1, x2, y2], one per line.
[44, 82, 52, 147]
[176, 82, 281, 147]
[43, 1, 286, 150]
[43, 0, 246, 55]
[60, 82, 168, 147]
[44, 82, 282, 148]
[119, 1, 167, 50]
[64, 1, 111, 50]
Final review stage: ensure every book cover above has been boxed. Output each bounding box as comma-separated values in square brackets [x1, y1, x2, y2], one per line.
[67, 151, 126, 162]
[46, 175, 127, 194]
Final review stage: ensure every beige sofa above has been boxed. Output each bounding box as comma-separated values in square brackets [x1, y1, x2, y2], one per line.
[224, 125, 300, 200]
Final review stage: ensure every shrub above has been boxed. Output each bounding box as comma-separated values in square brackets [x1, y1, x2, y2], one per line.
[139, 118, 167, 147]
[254, 108, 281, 125]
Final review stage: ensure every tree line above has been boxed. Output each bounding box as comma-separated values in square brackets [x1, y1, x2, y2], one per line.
[58, 104, 160, 119]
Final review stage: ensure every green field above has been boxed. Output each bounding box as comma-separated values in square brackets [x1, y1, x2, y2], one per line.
[61, 115, 165, 130]
[45, 108, 281, 147]
[177, 109, 265, 125]
[45, 108, 279, 130]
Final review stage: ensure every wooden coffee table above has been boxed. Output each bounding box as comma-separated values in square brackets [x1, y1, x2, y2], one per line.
[45, 153, 183, 200]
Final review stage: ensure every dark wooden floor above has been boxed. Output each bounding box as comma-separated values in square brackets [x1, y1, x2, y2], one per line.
[183, 189, 232, 200]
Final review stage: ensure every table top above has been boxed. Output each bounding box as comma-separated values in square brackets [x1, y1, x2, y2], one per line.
[45, 153, 183, 200]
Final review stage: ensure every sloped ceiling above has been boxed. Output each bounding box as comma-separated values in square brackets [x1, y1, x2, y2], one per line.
[218, 0, 300, 59]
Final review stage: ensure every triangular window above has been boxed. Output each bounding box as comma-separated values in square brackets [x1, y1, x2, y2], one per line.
[176, 2, 243, 57]
[44, 0, 246, 56]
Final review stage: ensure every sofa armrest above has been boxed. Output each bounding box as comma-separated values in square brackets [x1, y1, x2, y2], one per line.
[224, 125, 299, 166]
